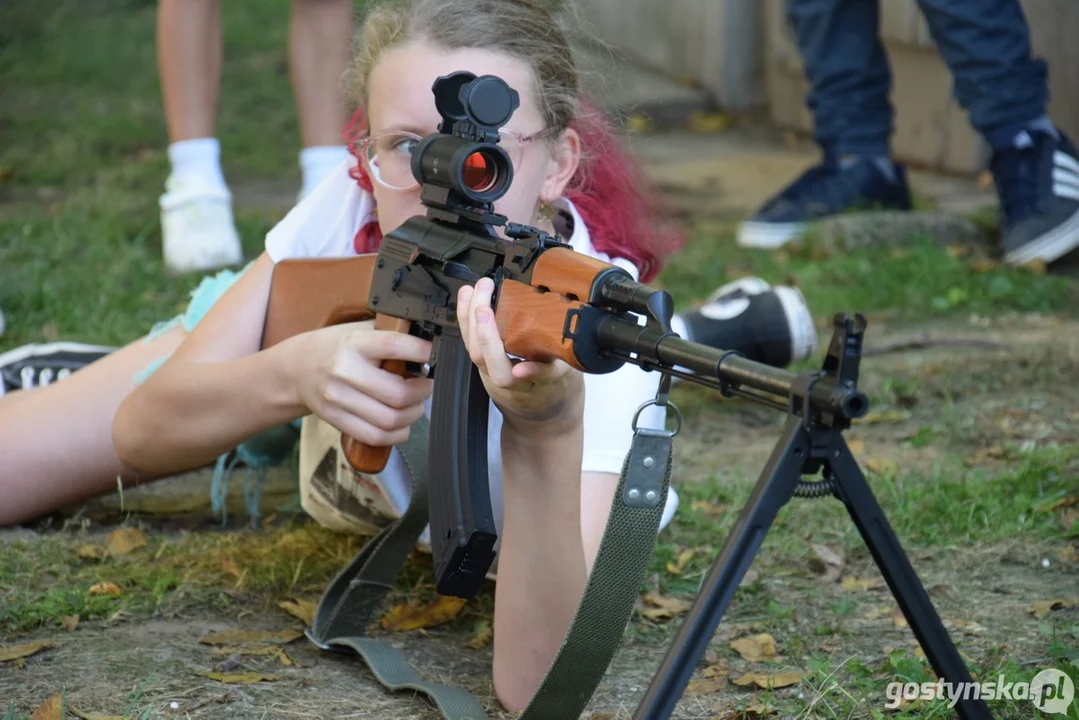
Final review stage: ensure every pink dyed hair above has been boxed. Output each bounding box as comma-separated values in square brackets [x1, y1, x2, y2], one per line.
[342, 102, 683, 284]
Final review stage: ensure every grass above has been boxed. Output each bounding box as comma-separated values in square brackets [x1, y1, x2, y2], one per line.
[2, 1, 1078, 718]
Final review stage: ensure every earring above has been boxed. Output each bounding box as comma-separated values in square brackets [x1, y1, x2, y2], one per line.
[537, 199, 555, 222]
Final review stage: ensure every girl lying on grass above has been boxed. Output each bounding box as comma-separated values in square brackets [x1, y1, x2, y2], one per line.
[0, 0, 816, 709]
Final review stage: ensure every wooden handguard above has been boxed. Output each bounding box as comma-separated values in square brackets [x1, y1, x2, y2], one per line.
[495, 280, 586, 370]
[530, 246, 620, 301]
[261, 254, 413, 475]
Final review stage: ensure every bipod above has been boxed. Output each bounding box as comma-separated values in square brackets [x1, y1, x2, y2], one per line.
[633, 314, 993, 720]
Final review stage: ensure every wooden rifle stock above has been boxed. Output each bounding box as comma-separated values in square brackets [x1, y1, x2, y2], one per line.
[260, 254, 413, 475]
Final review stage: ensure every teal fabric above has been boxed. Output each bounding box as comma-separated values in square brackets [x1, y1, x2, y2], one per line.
[136, 261, 302, 525]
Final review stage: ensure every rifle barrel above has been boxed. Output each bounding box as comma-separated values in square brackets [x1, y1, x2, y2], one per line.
[594, 316, 868, 421]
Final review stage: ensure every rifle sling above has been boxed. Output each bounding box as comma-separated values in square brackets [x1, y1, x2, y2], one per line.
[308, 416, 674, 720]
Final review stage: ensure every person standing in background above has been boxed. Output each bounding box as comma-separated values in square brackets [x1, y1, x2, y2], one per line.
[156, 0, 355, 274]
[739, 0, 1079, 268]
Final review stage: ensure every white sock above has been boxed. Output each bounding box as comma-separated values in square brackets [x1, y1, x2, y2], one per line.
[167, 137, 228, 194]
[300, 145, 350, 199]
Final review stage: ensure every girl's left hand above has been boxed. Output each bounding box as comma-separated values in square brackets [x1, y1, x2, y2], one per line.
[457, 277, 584, 435]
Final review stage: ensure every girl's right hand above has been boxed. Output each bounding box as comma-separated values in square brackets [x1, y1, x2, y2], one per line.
[290, 322, 434, 447]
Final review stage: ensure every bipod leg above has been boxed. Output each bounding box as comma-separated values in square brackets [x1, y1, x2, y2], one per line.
[826, 435, 993, 719]
[633, 415, 813, 720]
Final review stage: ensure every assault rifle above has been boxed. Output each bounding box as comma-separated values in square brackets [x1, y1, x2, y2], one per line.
[260, 72, 992, 719]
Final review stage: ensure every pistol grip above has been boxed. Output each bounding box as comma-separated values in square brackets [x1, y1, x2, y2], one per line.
[339, 315, 415, 475]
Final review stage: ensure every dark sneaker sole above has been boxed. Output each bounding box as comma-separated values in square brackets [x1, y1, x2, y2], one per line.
[1004, 206, 1079, 265]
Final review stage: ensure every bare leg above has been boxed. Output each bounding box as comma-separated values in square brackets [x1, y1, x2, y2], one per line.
[0, 327, 186, 526]
[157, 0, 221, 143]
[289, 0, 353, 149]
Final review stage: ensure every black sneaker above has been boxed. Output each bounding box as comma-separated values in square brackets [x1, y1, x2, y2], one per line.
[738, 153, 914, 249]
[0, 342, 115, 395]
[676, 277, 818, 368]
[991, 129, 1079, 266]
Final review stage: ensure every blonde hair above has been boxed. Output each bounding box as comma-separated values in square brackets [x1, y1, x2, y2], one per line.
[345, 0, 579, 136]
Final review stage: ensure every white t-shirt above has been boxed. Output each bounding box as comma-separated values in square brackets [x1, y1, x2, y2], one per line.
[265, 157, 676, 536]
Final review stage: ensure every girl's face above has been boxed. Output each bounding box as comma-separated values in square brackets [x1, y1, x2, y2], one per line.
[364, 41, 580, 236]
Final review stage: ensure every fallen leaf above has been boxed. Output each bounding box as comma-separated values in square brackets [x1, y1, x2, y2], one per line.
[61, 615, 79, 632]
[640, 591, 693, 620]
[743, 700, 777, 717]
[1022, 259, 1047, 275]
[88, 582, 123, 597]
[222, 557, 244, 580]
[470, 621, 492, 650]
[278, 598, 317, 626]
[31, 692, 64, 720]
[1046, 496, 1079, 511]
[686, 111, 731, 134]
[589, 713, 615, 720]
[847, 439, 865, 456]
[0, 640, 55, 663]
[1060, 508, 1079, 532]
[857, 410, 909, 425]
[808, 543, 845, 582]
[686, 676, 727, 695]
[1027, 599, 1079, 619]
[195, 671, 280, 684]
[841, 576, 885, 592]
[275, 648, 297, 667]
[105, 527, 147, 555]
[866, 456, 899, 475]
[952, 618, 987, 635]
[1058, 545, 1078, 563]
[702, 659, 730, 679]
[667, 549, 695, 575]
[691, 500, 727, 517]
[731, 671, 801, 689]
[730, 633, 776, 662]
[199, 629, 303, 646]
[70, 708, 125, 720]
[966, 446, 1007, 466]
[891, 606, 908, 628]
[75, 544, 104, 560]
[864, 606, 892, 620]
[740, 569, 760, 587]
[382, 595, 467, 632]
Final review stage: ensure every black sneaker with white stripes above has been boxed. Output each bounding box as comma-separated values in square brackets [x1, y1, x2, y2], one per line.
[991, 128, 1079, 266]
[0, 342, 115, 395]
[673, 277, 817, 369]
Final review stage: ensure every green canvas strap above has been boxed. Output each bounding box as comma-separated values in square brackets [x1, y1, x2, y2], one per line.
[308, 418, 674, 720]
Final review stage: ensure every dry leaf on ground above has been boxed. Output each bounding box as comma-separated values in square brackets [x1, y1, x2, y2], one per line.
[199, 628, 303, 646]
[469, 621, 493, 650]
[1060, 508, 1079, 531]
[864, 606, 892, 620]
[891, 606, 908, 628]
[667, 549, 695, 575]
[61, 615, 79, 632]
[105, 528, 147, 555]
[847, 439, 866, 455]
[865, 456, 899, 475]
[31, 692, 64, 720]
[639, 591, 692, 620]
[278, 598, 317, 626]
[731, 671, 801, 689]
[70, 708, 124, 720]
[382, 595, 467, 632]
[1027, 599, 1079, 619]
[195, 671, 280, 684]
[1058, 545, 1078, 563]
[75, 545, 104, 560]
[88, 582, 123, 597]
[730, 633, 777, 663]
[809, 543, 844, 581]
[0, 640, 55, 663]
[686, 676, 727, 696]
[691, 500, 727, 516]
[841, 575, 885, 592]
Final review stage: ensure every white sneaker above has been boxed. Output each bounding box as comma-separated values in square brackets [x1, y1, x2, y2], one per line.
[160, 182, 244, 274]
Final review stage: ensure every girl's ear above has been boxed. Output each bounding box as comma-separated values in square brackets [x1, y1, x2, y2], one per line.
[539, 127, 581, 204]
